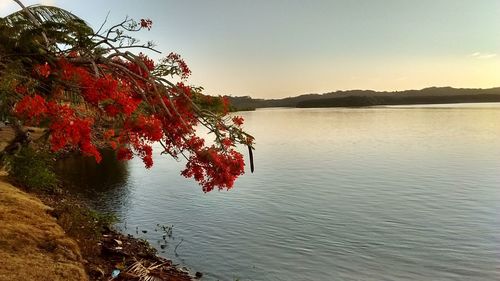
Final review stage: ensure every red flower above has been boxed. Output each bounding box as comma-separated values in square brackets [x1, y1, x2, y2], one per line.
[34, 62, 51, 78]
[104, 129, 115, 140]
[167, 52, 191, 79]
[14, 85, 28, 95]
[140, 19, 153, 30]
[181, 147, 245, 192]
[221, 138, 233, 148]
[143, 155, 153, 169]
[104, 104, 120, 117]
[13, 94, 49, 124]
[117, 147, 133, 161]
[232, 116, 244, 126]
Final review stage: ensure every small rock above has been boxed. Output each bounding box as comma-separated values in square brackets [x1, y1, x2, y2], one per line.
[195, 271, 203, 278]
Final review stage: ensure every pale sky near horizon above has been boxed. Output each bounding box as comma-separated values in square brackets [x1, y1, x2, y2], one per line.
[1, 0, 500, 98]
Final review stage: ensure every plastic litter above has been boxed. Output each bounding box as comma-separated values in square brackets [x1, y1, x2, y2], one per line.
[111, 269, 120, 278]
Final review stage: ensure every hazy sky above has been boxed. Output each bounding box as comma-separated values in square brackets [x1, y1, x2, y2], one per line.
[2, 0, 500, 98]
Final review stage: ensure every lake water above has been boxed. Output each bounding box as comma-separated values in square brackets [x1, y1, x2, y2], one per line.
[57, 104, 500, 281]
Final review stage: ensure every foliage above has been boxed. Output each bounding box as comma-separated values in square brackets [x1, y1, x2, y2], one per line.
[56, 204, 117, 237]
[0, 3, 254, 191]
[53, 198, 117, 256]
[6, 146, 58, 191]
[296, 93, 500, 108]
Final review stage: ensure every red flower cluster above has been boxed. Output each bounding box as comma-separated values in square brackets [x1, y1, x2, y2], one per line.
[166, 52, 191, 79]
[34, 62, 51, 78]
[58, 59, 141, 117]
[11, 38, 252, 191]
[182, 147, 245, 192]
[13, 94, 101, 162]
[232, 116, 244, 126]
[118, 53, 155, 79]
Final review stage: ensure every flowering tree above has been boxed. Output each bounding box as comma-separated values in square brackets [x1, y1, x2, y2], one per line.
[0, 3, 254, 192]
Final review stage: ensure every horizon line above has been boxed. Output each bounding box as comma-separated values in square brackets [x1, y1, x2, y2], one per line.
[222, 85, 500, 99]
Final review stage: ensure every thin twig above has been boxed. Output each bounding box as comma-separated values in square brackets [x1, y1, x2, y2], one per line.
[174, 238, 183, 256]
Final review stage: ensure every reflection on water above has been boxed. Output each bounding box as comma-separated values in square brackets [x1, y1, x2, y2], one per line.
[56, 105, 500, 281]
[55, 149, 131, 216]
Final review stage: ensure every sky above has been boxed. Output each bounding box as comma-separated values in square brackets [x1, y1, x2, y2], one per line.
[1, 0, 500, 98]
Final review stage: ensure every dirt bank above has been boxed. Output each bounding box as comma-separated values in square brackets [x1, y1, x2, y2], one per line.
[0, 179, 88, 281]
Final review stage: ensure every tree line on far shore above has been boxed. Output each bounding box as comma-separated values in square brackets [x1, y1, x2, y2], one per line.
[226, 87, 500, 110]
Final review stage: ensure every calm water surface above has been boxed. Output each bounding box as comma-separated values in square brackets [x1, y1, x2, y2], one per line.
[58, 105, 500, 281]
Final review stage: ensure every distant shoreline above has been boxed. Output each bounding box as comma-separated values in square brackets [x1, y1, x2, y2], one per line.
[295, 94, 500, 108]
[226, 86, 500, 110]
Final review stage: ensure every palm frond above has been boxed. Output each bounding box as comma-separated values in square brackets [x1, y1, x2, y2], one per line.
[0, 4, 94, 54]
[4, 5, 90, 30]
[1, 5, 93, 43]
[125, 260, 164, 281]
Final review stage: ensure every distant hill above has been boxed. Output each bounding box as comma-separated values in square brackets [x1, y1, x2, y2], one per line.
[226, 87, 500, 110]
